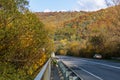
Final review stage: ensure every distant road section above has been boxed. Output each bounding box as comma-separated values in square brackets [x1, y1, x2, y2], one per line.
[57, 56, 120, 80]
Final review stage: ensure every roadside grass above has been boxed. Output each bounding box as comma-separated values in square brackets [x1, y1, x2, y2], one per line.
[91, 57, 120, 63]
[105, 59, 120, 63]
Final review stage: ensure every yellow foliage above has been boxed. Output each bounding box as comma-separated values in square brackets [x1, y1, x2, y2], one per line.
[68, 41, 80, 56]
[20, 32, 33, 48]
[60, 39, 67, 45]
[33, 64, 38, 70]
[27, 67, 33, 75]
[59, 49, 66, 55]
[70, 41, 80, 48]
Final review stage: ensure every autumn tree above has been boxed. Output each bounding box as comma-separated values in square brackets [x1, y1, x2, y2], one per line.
[0, 0, 54, 79]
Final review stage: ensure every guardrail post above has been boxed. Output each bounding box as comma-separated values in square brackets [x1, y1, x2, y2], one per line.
[73, 76, 78, 80]
[65, 71, 72, 80]
[57, 61, 81, 80]
[69, 76, 73, 80]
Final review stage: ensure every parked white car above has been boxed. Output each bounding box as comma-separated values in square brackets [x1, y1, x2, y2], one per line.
[93, 54, 102, 59]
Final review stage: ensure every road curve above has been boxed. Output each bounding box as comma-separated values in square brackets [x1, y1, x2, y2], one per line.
[57, 56, 120, 80]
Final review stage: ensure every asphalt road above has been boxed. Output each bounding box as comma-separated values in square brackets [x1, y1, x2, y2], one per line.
[57, 56, 120, 80]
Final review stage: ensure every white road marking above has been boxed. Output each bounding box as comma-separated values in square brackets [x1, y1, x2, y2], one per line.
[74, 65, 103, 80]
[59, 56, 120, 80]
[79, 59, 120, 70]
[59, 56, 120, 70]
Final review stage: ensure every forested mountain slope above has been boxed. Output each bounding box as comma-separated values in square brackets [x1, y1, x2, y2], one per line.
[35, 11, 86, 25]
[36, 5, 120, 58]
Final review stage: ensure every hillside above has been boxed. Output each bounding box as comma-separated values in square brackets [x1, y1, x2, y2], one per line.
[35, 11, 86, 24]
[36, 6, 120, 58]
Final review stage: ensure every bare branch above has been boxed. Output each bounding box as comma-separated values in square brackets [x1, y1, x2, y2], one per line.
[105, 0, 120, 6]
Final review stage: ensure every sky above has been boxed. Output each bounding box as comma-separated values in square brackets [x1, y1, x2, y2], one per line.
[28, 0, 107, 12]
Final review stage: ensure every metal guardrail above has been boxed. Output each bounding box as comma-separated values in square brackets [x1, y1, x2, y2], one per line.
[34, 59, 51, 80]
[34, 58, 81, 80]
[57, 61, 81, 80]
